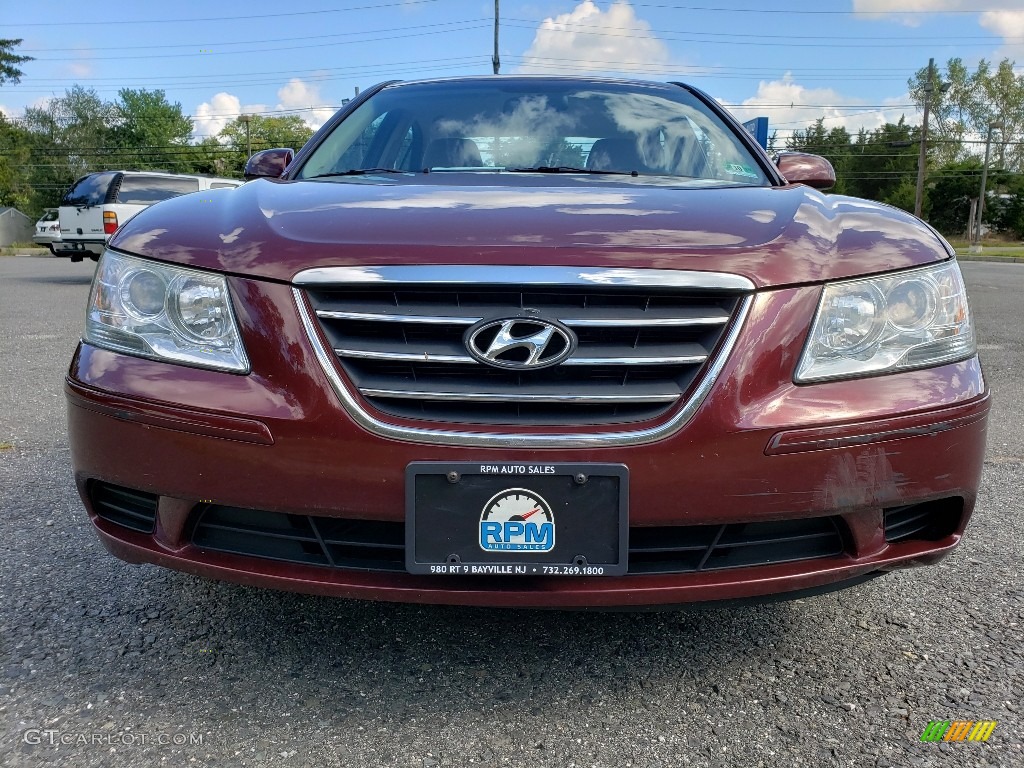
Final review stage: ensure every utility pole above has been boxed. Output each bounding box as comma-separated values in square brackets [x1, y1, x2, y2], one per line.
[914, 58, 934, 219]
[492, 0, 500, 75]
[971, 121, 1003, 252]
[240, 114, 252, 158]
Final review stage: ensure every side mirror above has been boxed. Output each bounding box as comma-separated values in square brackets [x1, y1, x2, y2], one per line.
[774, 152, 836, 190]
[243, 148, 295, 181]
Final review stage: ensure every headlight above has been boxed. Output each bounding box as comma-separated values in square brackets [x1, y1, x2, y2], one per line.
[85, 250, 249, 373]
[795, 261, 974, 383]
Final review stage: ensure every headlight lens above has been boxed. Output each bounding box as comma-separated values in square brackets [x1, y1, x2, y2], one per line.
[795, 261, 975, 383]
[85, 250, 249, 373]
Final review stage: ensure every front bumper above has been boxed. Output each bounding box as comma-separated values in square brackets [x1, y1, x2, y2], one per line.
[66, 277, 990, 608]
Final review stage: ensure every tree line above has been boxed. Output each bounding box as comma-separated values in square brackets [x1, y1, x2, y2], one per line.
[1, 84, 314, 219]
[781, 57, 1024, 239]
[1, 40, 1023, 238]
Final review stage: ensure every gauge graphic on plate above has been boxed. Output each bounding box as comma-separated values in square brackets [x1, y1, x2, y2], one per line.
[479, 488, 556, 552]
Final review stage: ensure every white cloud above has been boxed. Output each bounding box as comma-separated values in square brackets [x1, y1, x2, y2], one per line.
[1, 97, 53, 119]
[723, 75, 914, 141]
[193, 93, 268, 140]
[275, 78, 335, 131]
[518, 1, 674, 75]
[194, 79, 338, 142]
[853, 0, 963, 23]
[62, 48, 95, 79]
[854, 0, 1020, 12]
[980, 10, 1024, 59]
[68, 61, 93, 78]
[853, 0, 1024, 39]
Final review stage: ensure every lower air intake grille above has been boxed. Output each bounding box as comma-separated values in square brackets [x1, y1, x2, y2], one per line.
[90, 482, 158, 533]
[628, 517, 846, 575]
[884, 498, 963, 543]
[190, 505, 846, 576]
[192, 505, 405, 572]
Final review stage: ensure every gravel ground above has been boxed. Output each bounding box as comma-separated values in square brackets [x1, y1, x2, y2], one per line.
[0, 254, 1021, 768]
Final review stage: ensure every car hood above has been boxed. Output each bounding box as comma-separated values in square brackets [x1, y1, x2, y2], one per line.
[110, 177, 950, 289]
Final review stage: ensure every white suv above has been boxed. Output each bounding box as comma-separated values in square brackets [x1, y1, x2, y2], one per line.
[58, 171, 241, 262]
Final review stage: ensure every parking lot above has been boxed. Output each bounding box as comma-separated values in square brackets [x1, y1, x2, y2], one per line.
[0, 253, 1021, 768]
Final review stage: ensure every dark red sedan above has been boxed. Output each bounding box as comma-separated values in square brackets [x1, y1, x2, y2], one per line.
[66, 77, 988, 608]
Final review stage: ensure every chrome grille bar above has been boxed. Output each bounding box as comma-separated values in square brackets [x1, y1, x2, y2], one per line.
[317, 310, 478, 326]
[335, 348, 707, 366]
[360, 389, 681, 404]
[296, 265, 755, 291]
[315, 309, 731, 328]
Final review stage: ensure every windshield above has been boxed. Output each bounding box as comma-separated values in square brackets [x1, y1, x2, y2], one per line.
[297, 80, 769, 186]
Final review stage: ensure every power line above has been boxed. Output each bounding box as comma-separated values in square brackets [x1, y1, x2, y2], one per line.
[12, 63, 924, 84]
[11, 0, 441, 27]
[19, 20, 489, 53]
[629, 2, 1010, 14]
[503, 20, 1006, 48]
[503, 15, 1022, 42]
[31, 23, 491, 61]
[20, 15, 1017, 54]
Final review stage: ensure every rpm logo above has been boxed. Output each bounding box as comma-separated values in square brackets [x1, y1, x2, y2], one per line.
[479, 488, 555, 552]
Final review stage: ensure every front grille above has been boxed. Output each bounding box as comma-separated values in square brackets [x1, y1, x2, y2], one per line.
[90, 482, 158, 533]
[884, 498, 963, 542]
[190, 505, 846, 576]
[302, 284, 744, 426]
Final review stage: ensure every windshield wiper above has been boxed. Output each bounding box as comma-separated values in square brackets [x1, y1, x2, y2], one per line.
[506, 165, 638, 176]
[306, 168, 410, 178]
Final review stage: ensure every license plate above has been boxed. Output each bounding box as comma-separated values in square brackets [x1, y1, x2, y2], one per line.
[406, 462, 628, 576]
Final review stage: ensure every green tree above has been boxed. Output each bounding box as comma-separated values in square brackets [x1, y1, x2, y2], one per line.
[109, 89, 194, 172]
[0, 116, 33, 211]
[883, 179, 919, 215]
[19, 87, 119, 214]
[786, 119, 853, 194]
[218, 114, 313, 176]
[909, 57, 1024, 171]
[0, 39, 33, 85]
[995, 174, 1024, 239]
[23, 86, 118, 178]
[857, 120, 919, 203]
[187, 136, 236, 177]
[977, 59, 1024, 171]
[926, 159, 983, 235]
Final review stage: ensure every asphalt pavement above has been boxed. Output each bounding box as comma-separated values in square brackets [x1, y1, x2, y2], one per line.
[0, 254, 1021, 768]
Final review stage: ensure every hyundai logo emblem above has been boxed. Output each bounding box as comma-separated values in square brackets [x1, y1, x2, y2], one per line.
[465, 317, 576, 370]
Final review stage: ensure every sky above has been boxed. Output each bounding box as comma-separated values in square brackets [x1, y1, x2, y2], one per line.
[3, 0, 1024, 143]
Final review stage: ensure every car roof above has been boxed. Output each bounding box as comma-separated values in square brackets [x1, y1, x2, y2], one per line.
[385, 75, 683, 90]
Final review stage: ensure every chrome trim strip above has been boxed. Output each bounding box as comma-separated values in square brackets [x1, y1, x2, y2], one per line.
[318, 310, 728, 329]
[360, 389, 680, 404]
[336, 348, 473, 363]
[294, 286, 753, 448]
[564, 355, 707, 366]
[294, 265, 756, 292]
[335, 348, 706, 366]
[562, 316, 728, 328]
[318, 310, 479, 325]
